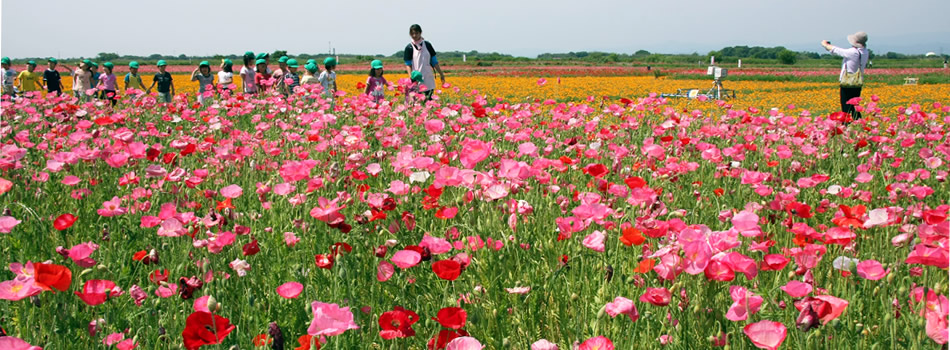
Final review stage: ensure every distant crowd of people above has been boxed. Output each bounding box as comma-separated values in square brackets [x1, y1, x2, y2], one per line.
[0, 24, 445, 106]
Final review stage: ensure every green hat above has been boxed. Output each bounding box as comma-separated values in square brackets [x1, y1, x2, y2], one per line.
[199, 60, 210, 67]
[304, 62, 318, 73]
[410, 71, 423, 83]
[323, 57, 337, 66]
[90, 62, 99, 68]
[278, 56, 289, 63]
[27, 60, 36, 66]
[222, 58, 233, 66]
[286, 59, 299, 68]
[371, 60, 383, 69]
[0, 57, 9, 65]
[129, 61, 140, 69]
[48, 58, 58, 63]
[244, 51, 254, 57]
[306, 59, 316, 64]
[256, 53, 268, 60]
[255, 58, 266, 65]
[82, 59, 92, 66]
[103, 62, 114, 69]
[156, 60, 167, 66]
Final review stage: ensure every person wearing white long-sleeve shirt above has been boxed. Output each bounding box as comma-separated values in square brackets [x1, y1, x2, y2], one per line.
[821, 31, 868, 120]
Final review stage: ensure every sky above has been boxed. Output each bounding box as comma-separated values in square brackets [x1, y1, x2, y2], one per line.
[2, 0, 949, 59]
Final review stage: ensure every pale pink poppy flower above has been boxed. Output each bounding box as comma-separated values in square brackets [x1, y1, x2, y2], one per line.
[229, 259, 251, 277]
[102, 332, 124, 346]
[505, 286, 531, 294]
[743, 320, 787, 350]
[129, 285, 147, 306]
[277, 282, 304, 299]
[578, 336, 613, 350]
[780, 280, 813, 298]
[604, 296, 639, 322]
[424, 119, 445, 134]
[582, 231, 606, 252]
[193, 295, 211, 312]
[0, 336, 43, 350]
[155, 283, 178, 298]
[657, 334, 673, 345]
[0, 279, 42, 301]
[459, 139, 491, 169]
[420, 234, 452, 255]
[446, 336, 484, 350]
[284, 232, 300, 246]
[61, 175, 81, 186]
[531, 339, 558, 350]
[391, 250, 422, 269]
[96, 197, 127, 217]
[219, 184, 243, 198]
[725, 285, 763, 321]
[308, 301, 360, 336]
[856, 259, 890, 280]
[0, 216, 21, 233]
[377, 261, 395, 282]
[67, 242, 99, 267]
[273, 183, 295, 196]
[731, 210, 761, 237]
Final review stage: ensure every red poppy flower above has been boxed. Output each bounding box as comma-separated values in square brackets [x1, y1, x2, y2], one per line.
[53, 213, 77, 230]
[132, 250, 148, 261]
[315, 254, 334, 269]
[252, 334, 272, 346]
[378, 306, 419, 340]
[215, 198, 234, 212]
[34, 263, 73, 292]
[432, 260, 462, 281]
[832, 204, 865, 228]
[243, 239, 260, 256]
[619, 227, 645, 247]
[180, 144, 197, 156]
[624, 176, 647, 189]
[433, 307, 467, 330]
[295, 334, 320, 350]
[583, 163, 608, 178]
[150, 269, 169, 285]
[181, 311, 236, 350]
[634, 259, 655, 274]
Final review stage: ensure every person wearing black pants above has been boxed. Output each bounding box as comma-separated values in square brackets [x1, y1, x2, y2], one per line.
[822, 31, 868, 121]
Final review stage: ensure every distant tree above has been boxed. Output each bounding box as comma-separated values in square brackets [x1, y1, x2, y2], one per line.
[777, 50, 798, 65]
[148, 54, 163, 60]
[178, 54, 187, 60]
[97, 52, 119, 61]
[634, 50, 650, 56]
[273, 50, 288, 59]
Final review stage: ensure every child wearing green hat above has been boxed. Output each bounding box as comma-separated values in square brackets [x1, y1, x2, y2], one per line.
[281, 59, 301, 96]
[43, 58, 64, 96]
[146, 60, 174, 103]
[97, 62, 118, 106]
[273, 56, 288, 92]
[125, 61, 146, 93]
[405, 70, 425, 104]
[89, 62, 101, 99]
[301, 62, 319, 86]
[240, 52, 257, 94]
[365, 60, 388, 103]
[318, 57, 337, 97]
[73, 60, 92, 101]
[218, 59, 234, 94]
[254, 59, 272, 93]
[17, 61, 44, 95]
[1, 57, 16, 97]
[191, 61, 216, 105]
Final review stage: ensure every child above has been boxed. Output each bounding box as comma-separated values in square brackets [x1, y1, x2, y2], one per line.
[240, 51, 257, 94]
[16, 60, 43, 95]
[318, 57, 337, 98]
[405, 70, 425, 104]
[124, 61, 146, 93]
[282, 58, 300, 96]
[147, 60, 174, 103]
[43, 58, 64, 96]
[365, 59, 388, 103]
[254, 58, 271, 93]
[97, 62, 118, 106]
[273, 56, 288, 92]
[218, 59, 234, 94]
[301, 62, 319, 85]
[89, 62, 100, 98]
[1, 57, 16, 98]
[73, 60, 92, 101]
[191, 61, 216, 105]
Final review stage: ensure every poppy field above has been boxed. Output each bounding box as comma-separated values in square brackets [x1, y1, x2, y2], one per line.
[0, 73, 948, 350]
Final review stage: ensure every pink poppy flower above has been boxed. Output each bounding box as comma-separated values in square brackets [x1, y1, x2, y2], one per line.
[308, 301, 360, 337]
[103, 332, 124, 346]
[377, 261, 395, 282]
[391, 250, 422, 269]
[855, 259, 890, 280]
[446, 336, 484, 350]
[0, 279, 43, 301]
[459, 139, 490, 169]
[0, 336, 42, 350]
[905, 244, 949, 269]
[66, 242, 99, 267]
[116, 339, 137, 350]
[310, 197, 346, 225]
[156, 283, 178, 298]
[0, 216, 21, 233]
[420, 234, 452, 255]
[725, 285, 763, 321]
[531, 339, 559, 350]
[74, 279, 123, 306]
[219, 184, 243, 199]
[61, 175, 81, 186]
[96, 196, 127, 217]
[640, 288, 672, 307]
[424, 119, 445, 134]
[193, 295, 211, 312]
[284, 232, 300, 246]
[812, 295, 849, 324]
[273, 183, 295, 196]
[578, 336, 613, 350]
[780, 280, 813, 298]
[277, 282, 303, 299]
[743, 320, 787, 350]
[582, 231, 606, 252]
[604, 296, 639, 322]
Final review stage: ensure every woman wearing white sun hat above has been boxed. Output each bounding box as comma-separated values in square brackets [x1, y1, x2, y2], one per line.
[821, 31, 869, 120]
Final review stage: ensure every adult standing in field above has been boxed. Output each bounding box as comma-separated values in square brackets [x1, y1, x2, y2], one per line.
[240, 52, 257, 94]
[191, 61, 216, 105]
[2, 57, 17, 98]
[821, 31, 868, 121]
[404, 24, 445, 100]
[43, 58, 64, 96]
[73, 60, 92, 101]
[147, 60, 174, 103]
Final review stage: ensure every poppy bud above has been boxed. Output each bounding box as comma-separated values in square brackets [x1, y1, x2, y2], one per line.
[886, 272, 895, 284]
[207, 296, 219, 313]
[571, 293, 579, 301]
